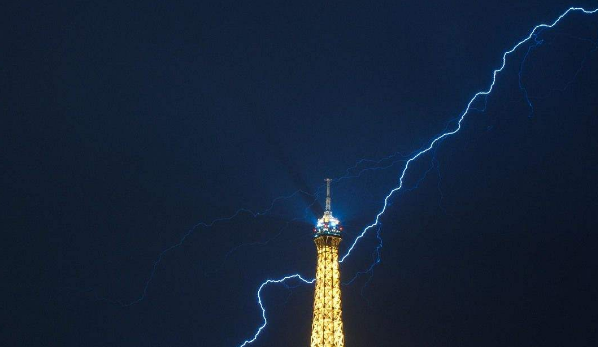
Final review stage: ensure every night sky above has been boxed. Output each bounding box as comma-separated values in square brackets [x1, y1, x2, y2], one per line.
[4, 1, 598, 346]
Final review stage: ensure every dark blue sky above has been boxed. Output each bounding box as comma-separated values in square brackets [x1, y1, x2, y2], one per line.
[3, 1, 598, 346]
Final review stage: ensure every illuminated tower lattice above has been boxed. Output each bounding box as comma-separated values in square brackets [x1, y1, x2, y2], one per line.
[310, 179, 344, 347]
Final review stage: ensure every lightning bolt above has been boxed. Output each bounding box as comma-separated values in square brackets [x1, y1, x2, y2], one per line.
[518, 29, 545, 117]
[238, 275, 315, 347]
[92, 188, 315, 306]
[205, 200, 321, 276]
[342, 149, 440, 289]
[339, 6, 598, 263]
[93, 143, 410, 305]
[236, 7, 598, 346]
[519, 31, 598, 108]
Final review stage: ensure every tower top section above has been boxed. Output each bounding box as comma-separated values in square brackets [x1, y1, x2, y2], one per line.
[314, 178, 342, 238]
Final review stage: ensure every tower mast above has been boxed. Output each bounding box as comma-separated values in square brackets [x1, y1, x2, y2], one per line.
[325, 178, 332, 212]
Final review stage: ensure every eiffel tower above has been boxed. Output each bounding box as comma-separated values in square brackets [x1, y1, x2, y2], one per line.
[310, 179, 344, 347]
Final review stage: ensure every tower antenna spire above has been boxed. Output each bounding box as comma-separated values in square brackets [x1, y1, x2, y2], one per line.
[325, 178, 332, 212]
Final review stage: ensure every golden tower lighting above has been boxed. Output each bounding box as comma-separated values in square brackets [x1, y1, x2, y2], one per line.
[310, 178, 344, 347]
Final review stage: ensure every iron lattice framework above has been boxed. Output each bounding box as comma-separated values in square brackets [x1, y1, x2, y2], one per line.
[311, 179, 344, 347]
